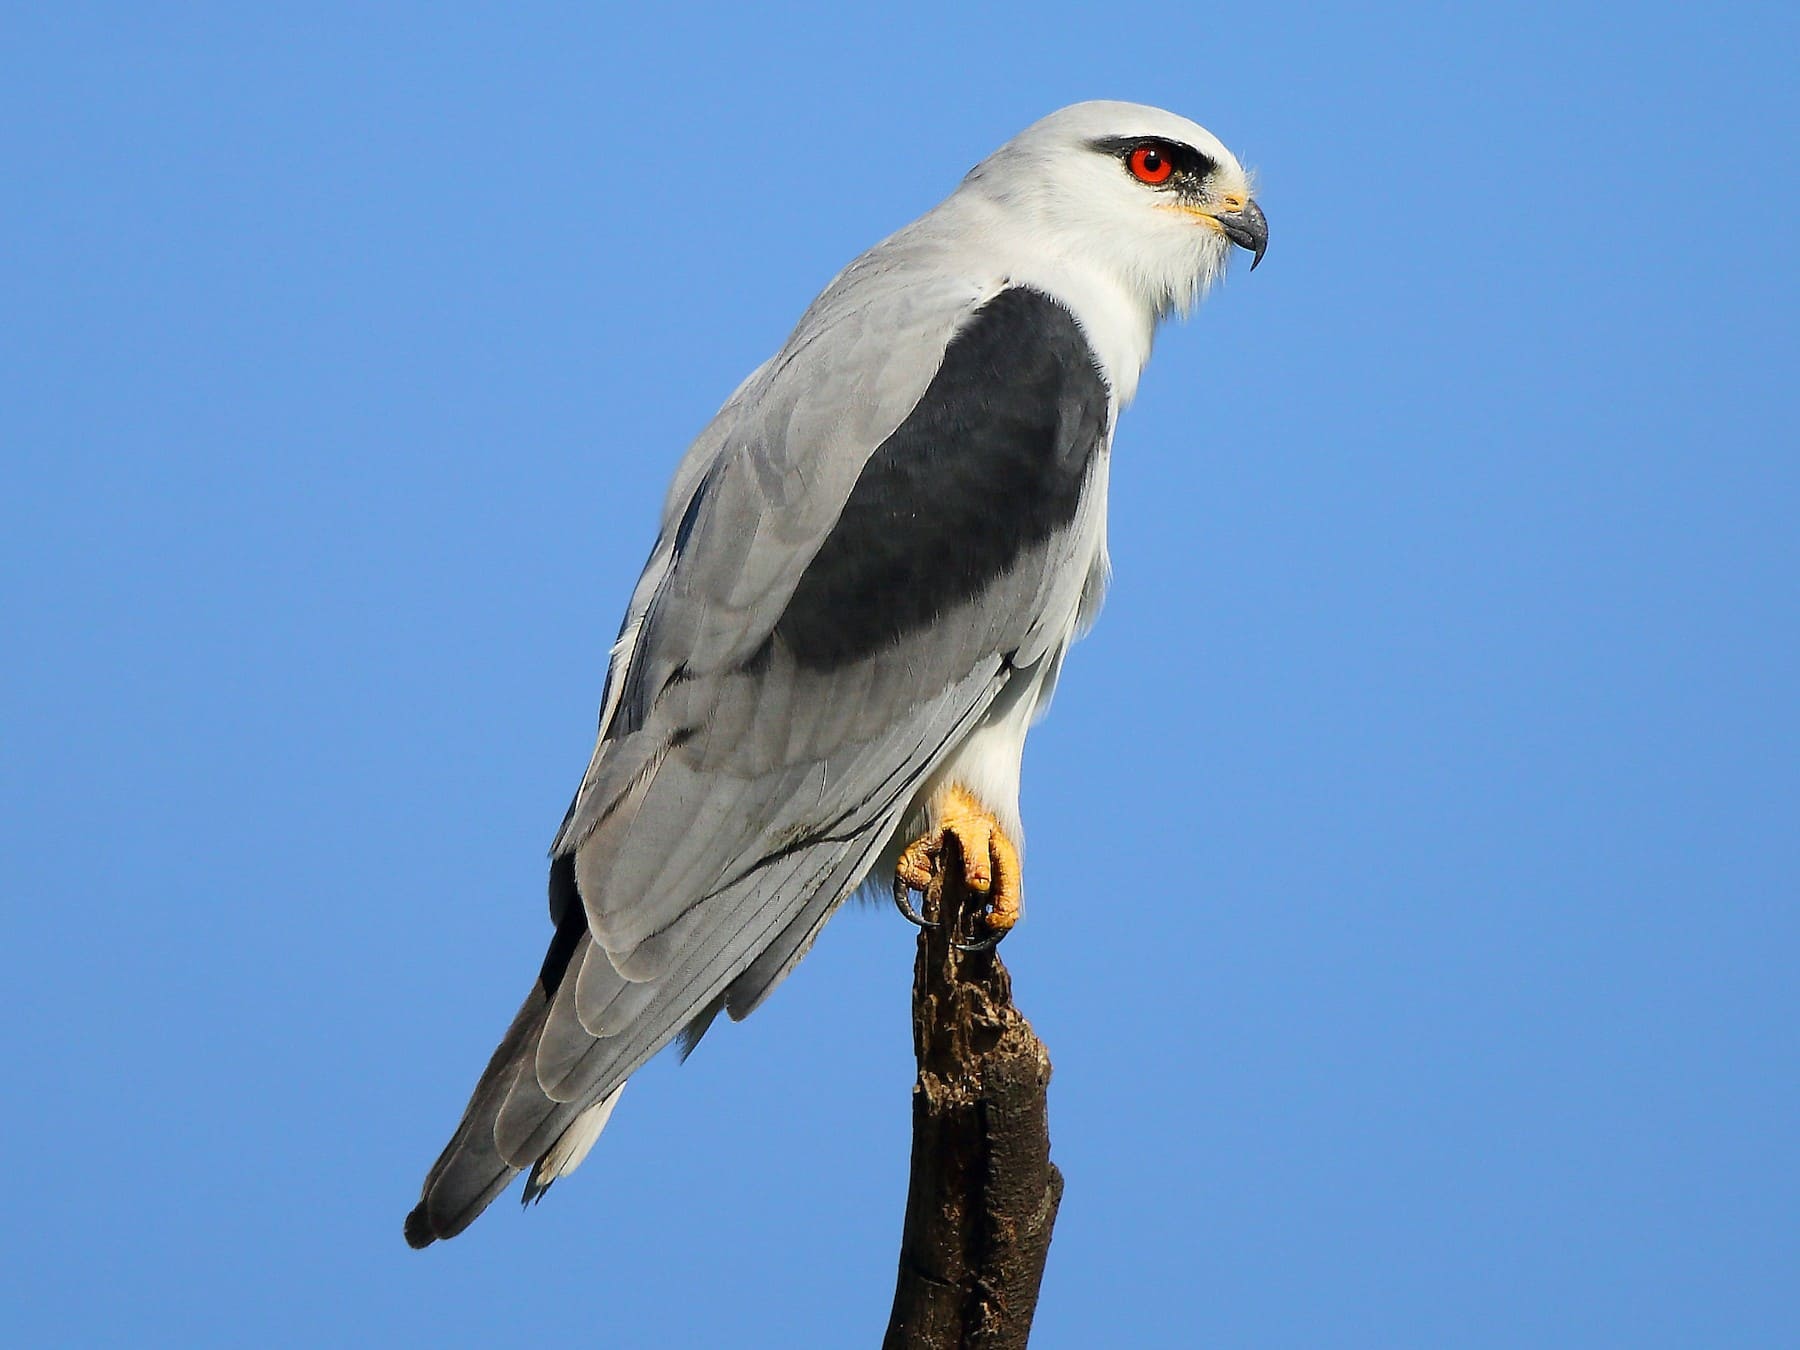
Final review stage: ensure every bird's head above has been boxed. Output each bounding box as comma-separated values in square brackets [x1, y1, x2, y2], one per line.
[959, 101, 1266, 318]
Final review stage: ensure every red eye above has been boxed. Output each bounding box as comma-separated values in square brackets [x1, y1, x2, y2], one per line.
[1128, 145, 1174, 185]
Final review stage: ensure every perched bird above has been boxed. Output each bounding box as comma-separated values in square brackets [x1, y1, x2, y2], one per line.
[405, 100, 1266, 1247]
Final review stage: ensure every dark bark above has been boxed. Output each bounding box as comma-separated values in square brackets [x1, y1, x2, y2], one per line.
[883, 834, 1064, 1350]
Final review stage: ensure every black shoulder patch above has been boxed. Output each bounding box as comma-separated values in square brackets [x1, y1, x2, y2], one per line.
[774, 287, 1109, 670]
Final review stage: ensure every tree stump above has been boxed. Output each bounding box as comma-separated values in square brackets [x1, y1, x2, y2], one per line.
[883, 831, 1064, 1349]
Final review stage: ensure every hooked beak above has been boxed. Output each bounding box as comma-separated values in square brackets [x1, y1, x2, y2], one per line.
[1218, 198, 1268, 270]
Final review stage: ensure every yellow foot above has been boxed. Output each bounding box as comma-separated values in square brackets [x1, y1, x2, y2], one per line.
[894, 785, 1023, 942]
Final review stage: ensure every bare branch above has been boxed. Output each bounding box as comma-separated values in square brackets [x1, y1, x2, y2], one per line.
[884, 833, 1063, 1349]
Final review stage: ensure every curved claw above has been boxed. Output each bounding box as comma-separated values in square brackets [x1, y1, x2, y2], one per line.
[955, 927, 1005, 954]
[892, 875, 935, 929]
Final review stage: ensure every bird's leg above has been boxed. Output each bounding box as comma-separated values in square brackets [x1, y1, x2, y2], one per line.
[894, 785, 1023, 947]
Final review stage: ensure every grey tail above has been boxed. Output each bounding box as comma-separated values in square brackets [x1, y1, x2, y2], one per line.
[405, 863, 586, 1249]
[403, 988, 547, 1248]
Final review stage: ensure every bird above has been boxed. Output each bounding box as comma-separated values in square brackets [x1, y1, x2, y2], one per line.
[404, 99, 1267, 1247]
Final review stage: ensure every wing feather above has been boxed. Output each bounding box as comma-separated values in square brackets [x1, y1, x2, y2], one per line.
[408, 257, 1117, 1244]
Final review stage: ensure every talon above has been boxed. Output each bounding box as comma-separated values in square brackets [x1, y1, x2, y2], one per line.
[956, 930, 1004, 954]
[894, 785, 1024, 945]
[894, 836, 938, 928]
[892, 874, 934, 928]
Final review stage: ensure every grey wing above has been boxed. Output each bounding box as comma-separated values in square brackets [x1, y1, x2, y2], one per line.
[405, 266, 1113, 1246]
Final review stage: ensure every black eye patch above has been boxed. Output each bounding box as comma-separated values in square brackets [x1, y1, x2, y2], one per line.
[1088, 135, 1218, 184]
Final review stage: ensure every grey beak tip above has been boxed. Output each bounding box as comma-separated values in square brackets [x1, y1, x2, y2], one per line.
[1222, 198, 1269, 271]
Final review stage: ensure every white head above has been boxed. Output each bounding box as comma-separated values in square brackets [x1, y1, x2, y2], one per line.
[956, 101, 1266, 319]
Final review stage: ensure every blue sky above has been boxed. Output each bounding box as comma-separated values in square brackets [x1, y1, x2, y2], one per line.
[3, 3, 1796, 1345]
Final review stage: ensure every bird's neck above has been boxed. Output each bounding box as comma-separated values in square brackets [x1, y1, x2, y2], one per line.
[1019, 256, 1156, 405]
